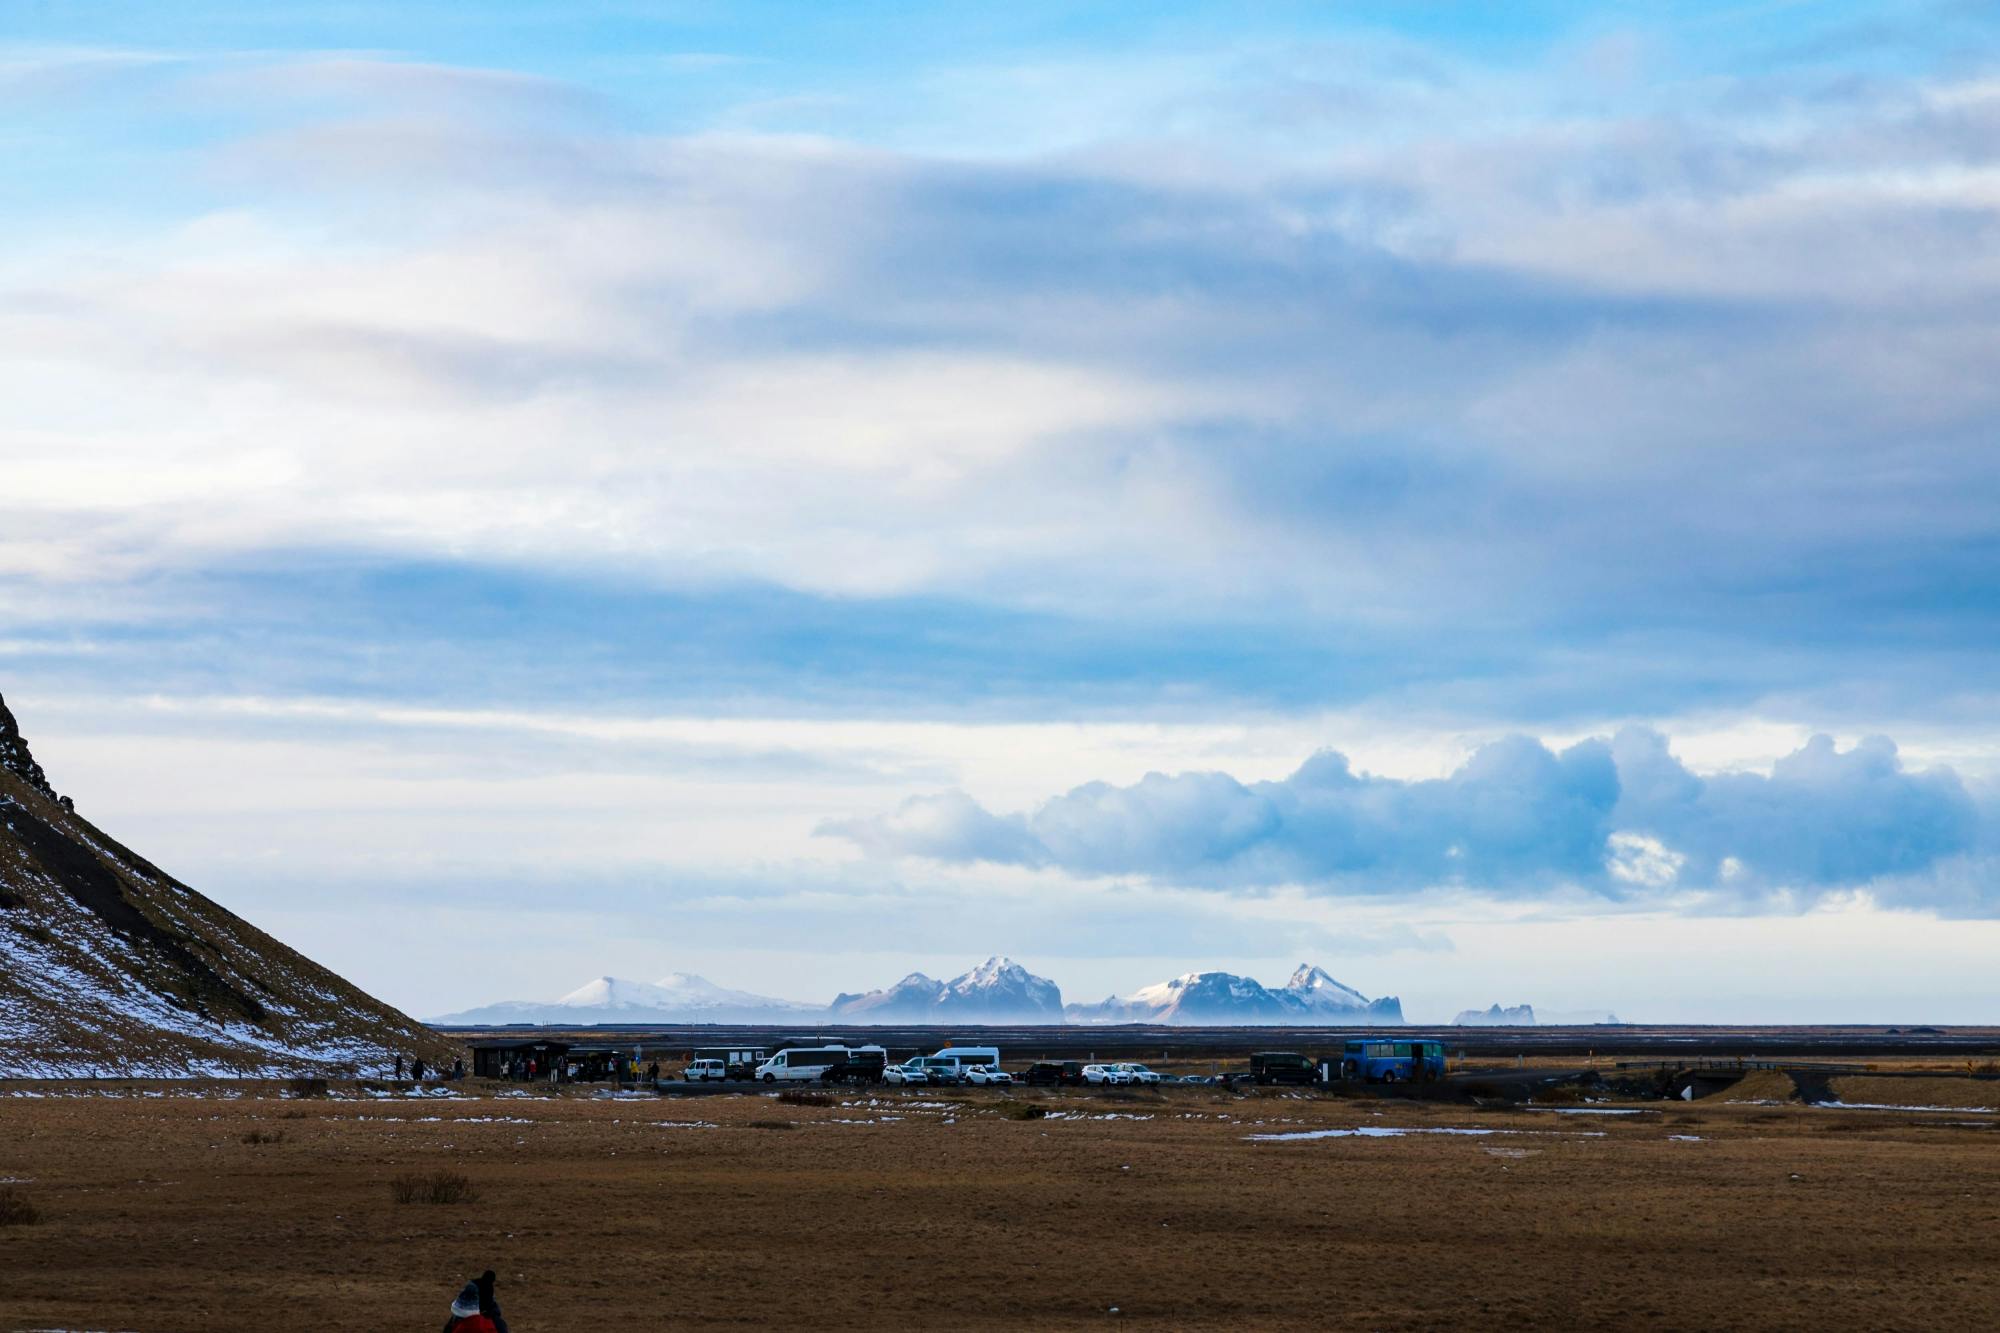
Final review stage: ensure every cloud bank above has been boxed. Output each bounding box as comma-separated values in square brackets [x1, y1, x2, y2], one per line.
[826, 730, 1994, 911]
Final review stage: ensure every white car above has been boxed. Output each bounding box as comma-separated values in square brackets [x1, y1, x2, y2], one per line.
[884, 1061, 930, 1086]
[964, 1066, 1014, 1086]
[681, 1058, 727, 1082]
[1113, 1063, 1163, 1085]
[1082, 1064, 1131, 1086]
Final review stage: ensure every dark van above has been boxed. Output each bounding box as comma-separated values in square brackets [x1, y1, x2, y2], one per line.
[1024, 1060, 1086, 1087]
[1250, 1051, 1317, 1086]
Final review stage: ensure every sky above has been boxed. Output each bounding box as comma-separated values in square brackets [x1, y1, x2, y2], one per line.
[3, 1, 1999, 1022]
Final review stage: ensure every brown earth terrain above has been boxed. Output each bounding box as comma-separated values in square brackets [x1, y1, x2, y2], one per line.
[3, 1077, 1999, 1330]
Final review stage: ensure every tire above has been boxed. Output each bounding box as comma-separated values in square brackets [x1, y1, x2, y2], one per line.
[763, 1073, 776, 1083]
[1381, 1070, 1399, 1084]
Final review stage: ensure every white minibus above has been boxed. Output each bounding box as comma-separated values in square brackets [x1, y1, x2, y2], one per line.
[928, 1044, 1002, 1074]
[754, 1046, 849, 1083]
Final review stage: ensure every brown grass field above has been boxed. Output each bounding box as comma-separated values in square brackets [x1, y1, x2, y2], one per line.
[3, 1079, 1999, 1330]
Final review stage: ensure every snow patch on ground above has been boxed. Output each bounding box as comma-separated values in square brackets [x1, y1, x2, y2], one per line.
[1811, 1101, 1998, 1113]
[1248, 1126, 1609, 1142]
[1523, 1107, 1649, 1115]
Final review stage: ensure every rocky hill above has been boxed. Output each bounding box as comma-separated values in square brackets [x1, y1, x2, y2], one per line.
[0, 692, 453, 1077]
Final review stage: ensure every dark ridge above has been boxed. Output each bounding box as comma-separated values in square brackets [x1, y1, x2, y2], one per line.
[1, 795, 267, 1025]
[0, 693, 61, 806]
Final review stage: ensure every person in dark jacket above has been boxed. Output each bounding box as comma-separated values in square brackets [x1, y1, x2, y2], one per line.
[443, 1270, 508, 1332]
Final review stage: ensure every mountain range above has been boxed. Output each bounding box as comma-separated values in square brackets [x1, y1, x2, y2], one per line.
[1451, 1004, 1624, 1026]
[0, 691, 450, 1077]
[1452, 1003, 1538, 1026]
[830, 955, 1064, 1023]
[1065, 965, 1405, 1026]
[431, 971, 825, 1025]
[435, 958, 1406, 1027]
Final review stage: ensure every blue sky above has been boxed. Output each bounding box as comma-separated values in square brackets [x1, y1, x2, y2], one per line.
[4, 1, 1999, 1020]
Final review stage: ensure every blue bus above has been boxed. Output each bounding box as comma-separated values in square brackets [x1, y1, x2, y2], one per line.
[1339, 1039, 1446, 1083]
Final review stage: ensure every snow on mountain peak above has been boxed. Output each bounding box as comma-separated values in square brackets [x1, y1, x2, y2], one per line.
[1285, 963, 1369, 1008]
[1068, 963, 1404, 1026]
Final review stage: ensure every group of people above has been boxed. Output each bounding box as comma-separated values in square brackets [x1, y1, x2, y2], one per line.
[394, 1054, 466, 1082]
[492, 1055, 664, 1084]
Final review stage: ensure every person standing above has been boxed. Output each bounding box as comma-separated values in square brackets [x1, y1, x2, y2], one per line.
[395, 1054, 405, 1080]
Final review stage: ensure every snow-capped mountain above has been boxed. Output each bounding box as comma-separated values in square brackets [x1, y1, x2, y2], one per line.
[1066, 963, 1404, 1026]
[830, 956, 1064, 1023]
[442, 956, 1068, 1026]
[827, 971, 945, 1021]
[1286, 964, 1391, 1017]
[1452, 1003, 1538, 1026]
[0, 691, 451, 1078]
[431, 972, 820, 1025]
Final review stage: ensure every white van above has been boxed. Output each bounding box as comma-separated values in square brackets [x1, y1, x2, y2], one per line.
[754, 1046, 848, 1083]
[929, 1045, 1002, 1075]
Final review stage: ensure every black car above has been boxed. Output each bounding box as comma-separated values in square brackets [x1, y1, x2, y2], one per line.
[1023, 1060, 1086, 1087]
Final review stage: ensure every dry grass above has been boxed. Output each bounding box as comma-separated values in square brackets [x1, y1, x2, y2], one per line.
[776, 1089, 832, 1107]
[0, 1186, 39, 1227]
[239, 1128, 287, 1146]
[8, 1078, 2000, 1330]
[387, 1170, 477, 1205]
[1723, 1069, 1802, 1103]
[1829, 1075, 2000, 1109]
[745, 1119, 796, 1131]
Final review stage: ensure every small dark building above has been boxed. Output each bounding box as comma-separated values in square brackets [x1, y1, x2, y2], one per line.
[469, 1038, 572, 1080]
[563, 1045, 635, 1082]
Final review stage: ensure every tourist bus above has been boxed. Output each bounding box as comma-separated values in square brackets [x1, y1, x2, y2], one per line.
[1338, 1039, 1446, 1083]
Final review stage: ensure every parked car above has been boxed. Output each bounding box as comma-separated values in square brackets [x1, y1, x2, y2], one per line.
[884, 1061, 930, 1087]
[1112, 1062, 1162, 1085]
[1082, 1064, 1131, 1086]
[681, 1058, 728, 1082]
[916, 1056, 964, 1086]
[1023, 1060, 1085, 1087]
[964, 1065, 1014, 1086]
[828, 1044, 889, 1085]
